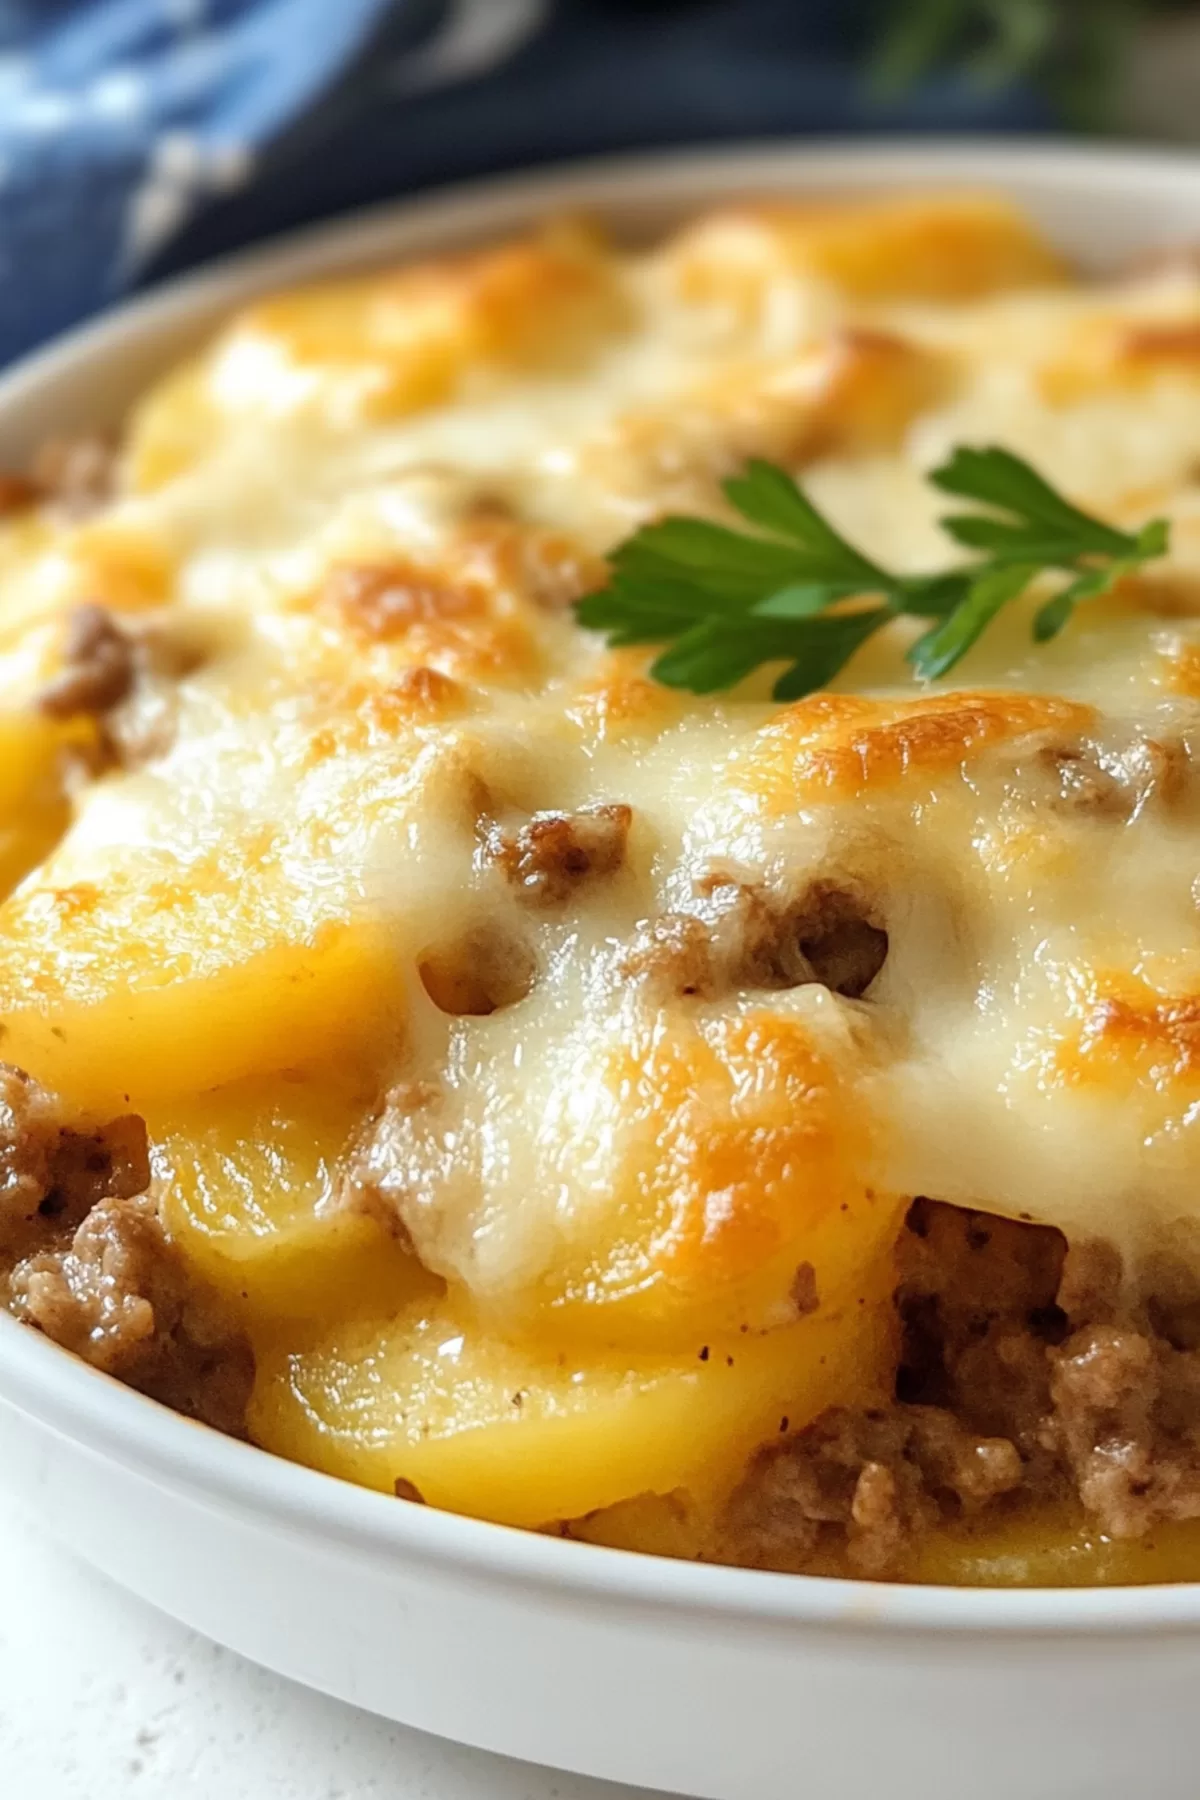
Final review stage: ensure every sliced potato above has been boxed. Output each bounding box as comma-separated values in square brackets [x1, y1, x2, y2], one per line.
[249, 1259, 894, 1528]
[0, 709, 75, 902]
[156, 1070, 424, 1324]
[0, 851, 403, 1113]
[912, 1508, 1200, 1589]
[506, 1009, 904, 1351]
[564, 1489, 713, 1562]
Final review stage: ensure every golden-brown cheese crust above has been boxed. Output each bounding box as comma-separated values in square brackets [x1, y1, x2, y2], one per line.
[737, 689, 1097, 805]
[6, 191, 1200, 1525]
[127, 224, 627, 488]
[664, 193, 1069, 309]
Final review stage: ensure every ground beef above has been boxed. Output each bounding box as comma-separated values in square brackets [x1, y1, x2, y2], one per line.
[13, 1193, 180, 1371]
[726, 1404, 1024, 1578]
[9, 1193, 253, 1436]
[0, 1064, 252, 1436]
[38, 607, 207, 768]
[0, 1064, 149, 1262]
[620, 876, 887, 1002]
[894, 1196, 1067, 1453]
[105, 619, 209, 766]
[1045, 1324, 1200, 1539]
[722, 1200, 1200, 1578]
[0, 1066, 68, 1246]
[486, 803, 632, 907]
[38, 603, 136, 722]
[788, 881, 889, 999]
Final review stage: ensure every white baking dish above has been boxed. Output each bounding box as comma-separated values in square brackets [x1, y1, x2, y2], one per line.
[4, 140, 1200, 1800]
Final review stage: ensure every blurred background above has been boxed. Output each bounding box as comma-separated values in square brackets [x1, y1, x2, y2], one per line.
[2, 0, 1200, 365]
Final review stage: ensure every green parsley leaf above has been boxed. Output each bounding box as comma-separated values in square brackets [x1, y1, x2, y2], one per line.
[907, 562, 1038, 681]
[722, 459, 889, 588]
[770, 610, 897, 702]
[932, 445, 1133, 558]
[870, 1, 1144, 133]
[574, 448, 1171, 702]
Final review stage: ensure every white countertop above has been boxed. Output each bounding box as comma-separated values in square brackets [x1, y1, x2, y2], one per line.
[0, 1492, 654, 1800]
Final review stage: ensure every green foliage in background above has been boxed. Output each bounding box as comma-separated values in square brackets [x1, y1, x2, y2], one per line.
[876, 0, 1194, 126]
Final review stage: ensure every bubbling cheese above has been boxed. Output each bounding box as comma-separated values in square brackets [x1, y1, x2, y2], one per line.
[6, 193, 1200, 1526]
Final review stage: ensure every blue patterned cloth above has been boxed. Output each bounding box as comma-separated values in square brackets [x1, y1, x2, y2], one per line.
[0, 0, 1052, 367]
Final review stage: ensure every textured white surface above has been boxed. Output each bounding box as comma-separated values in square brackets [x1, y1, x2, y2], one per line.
[0, 1492, 652, 1800]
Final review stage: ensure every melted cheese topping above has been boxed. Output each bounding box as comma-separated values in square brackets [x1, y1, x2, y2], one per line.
[9, 192, 1200, 1526]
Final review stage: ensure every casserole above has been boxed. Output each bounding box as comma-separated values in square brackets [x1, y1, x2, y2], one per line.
[5, 139, 1200, 1799]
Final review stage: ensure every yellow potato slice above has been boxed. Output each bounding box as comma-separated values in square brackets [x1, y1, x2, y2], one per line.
[156, 1071, 425, 1325]
[0, 851, 403, 1113]
[564, 1489, 713, 1562]
[0, 710, 73, 902]
[250, 1260, 894, 1528]
[576, 1497, 1200, 1586]
[912, 1508, 1200, 1589]
[522, 1009, 905, 1351]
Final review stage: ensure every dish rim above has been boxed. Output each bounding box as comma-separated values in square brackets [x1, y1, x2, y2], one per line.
[4, 134, 1200, 1636]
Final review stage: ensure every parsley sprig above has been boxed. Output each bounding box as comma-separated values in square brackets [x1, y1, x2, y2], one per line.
[873, 0, 1154, 133]
[575, 447, 1169, 701]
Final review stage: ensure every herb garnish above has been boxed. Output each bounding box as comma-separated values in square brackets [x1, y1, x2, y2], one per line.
[873, 0, 1153, 133]
[575, 447, 1170, 702]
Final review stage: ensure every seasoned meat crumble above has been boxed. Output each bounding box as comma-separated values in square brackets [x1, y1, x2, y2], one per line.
[0, 1064, 252, 1436]
[486, 803, 632, 907]
[620, 877, 887, 1001]
[722, 1201, 1200, 1579]
[38, 603, 137, 723]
